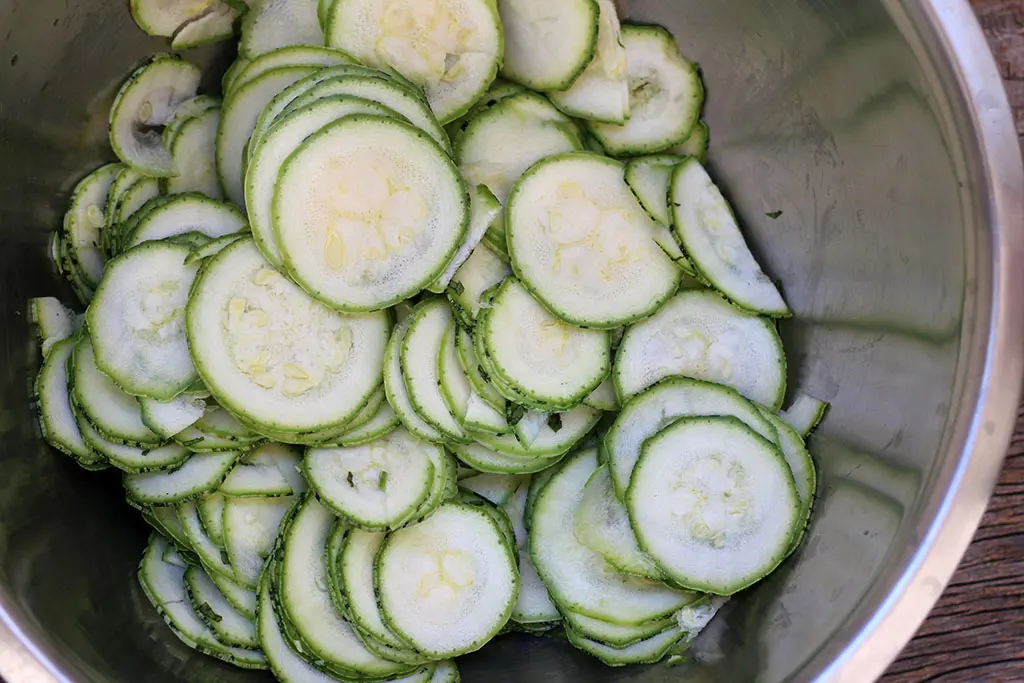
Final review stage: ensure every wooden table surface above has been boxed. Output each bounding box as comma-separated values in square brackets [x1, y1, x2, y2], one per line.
[882, 3, 1024, 680]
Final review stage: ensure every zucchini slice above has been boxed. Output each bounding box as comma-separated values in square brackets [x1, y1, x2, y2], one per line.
[506, 153, 680, 328]
[62, 164, 121, 288]
[126, 451, 242, 505]
[197, 493, 228, 549]
[273, 115, 468, 312]
[529, 449, 695, 625]
[498, 0, 599, 90]
[668, 120, 709, 163]
[624, 153, 682, 226]
[586, 25, 703, 156]
[232, 46, 358, 95]
[755, 407, 817, 549]
[628, 417, 799, 595]
[125, 194, 246, 249]
[502, 480, 560, 625]
[447, 243, 510, 326]
[220, 442, 304, 497]
[670, 158, 789, 316]
[78, 416, 189, 473]
[565, 624, 684, 667]
[223, 495, 296, 588]
[177, 501, 236, 579]
[35, 338, 101, 468]
[604, 375, 779, 500]
[326, 0, 503, 123]
[450, 441, 564, 475]
[171, 3, 241, 50]
[614, 289, 787, 409]
[130, 0, 221, 37]
[384, 313, 444, 442]
[186, 238, 391, 434]
[109, 54, 202, 177]
[377, 502, 519, 658]
[239, 0, 324, 59]
[30, 297, 79, 358]
[779, 392, 830, 437]
[564, 609, 677, 648]
[427, 184, 502, 293]
[184, 565, 259, 649]
[164, 106, 224, 199]
[547, 0, 628, 125]
[209, 570, 257, 621]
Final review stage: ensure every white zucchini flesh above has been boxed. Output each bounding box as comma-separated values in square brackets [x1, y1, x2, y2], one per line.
[574, 465, 663, 581]
[587, 25, 704, 156]
[217, 65, 319, 208]
[71, 336, 164, 446]
[77, 416, 190, 473]
[450, 441, 563, 475]
[339, 529, 414, 650]
[497, 0, 598, 91]
[184, 565, 259, 649]
[447, 243, 511, 325]
[223, 495, 295, 587]
[669, 120, 709, 163]
[454, 91, 583, 204]
[220, 463, 292, 497]
[430, 661, 460, 683]
[210, 571, 257, 621]
[109, 55, 202, 177]
[628, 417, 800, 595]
[604, 375, 779, 500]
[547, 0, 628, 125]
[86, 241, 200, 400]
[613, 289, 787, 409]
[177, 501, 235, 581]
[257, 572, 344, 683]
[127, 194, 247, 250]
[62, 164, 120, 288]
[462, 393, 510, 436]
[427, 185, 502, 293]
[125, 451, 242, 505]
[164, 95, 221, 147]
[437, 321, 474, 425]
[246, 95, 403, 267]
[624, 153, 682, 226]
[273, 116, 468, 312]
[130, 0, 221, 37]
[377, 502, 519, 658]
[565, 624, 684, 666]
[114, 177, 163, 227]
[565, 610, 677, 648]
[502, 480, 560, 624]
[305, 428, 438, 528]
[185, 232, 249, 265]
[470, 403, 602, 458]
[138, 534, 269, 669]
[171, 3, 241, 50]
[460, 473, 524, 506]
[481, 277, 610, 409]
[384, 314, 444, 442]
[529, 449, 695, 625]
[506, 153, 681, 329]
[35, 339, 97, 465]
[779, 392, 830, 436]
[455, 326, 506, 413]
[756, 407, 817, 536]
[164, 107, 224, 199]
[583, 377, 618, 411]
[239, 0, 324, 59]
[400, 300, 469, 441]
[186, 238, 391, 433]
[30, 297, 79, 357]
[280, 496, 412, 677]
[670, 158, 790, 316]
[197, 493, 228, 549]
[326, 0, 503, 123]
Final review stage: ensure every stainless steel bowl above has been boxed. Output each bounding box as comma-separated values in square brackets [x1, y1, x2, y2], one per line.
[0, 0, 1021, 681]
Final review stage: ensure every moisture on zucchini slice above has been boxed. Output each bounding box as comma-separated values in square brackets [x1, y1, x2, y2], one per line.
[125, 451, 241, 505]
[447, 243, 511, 326]
[377, 502, 519, 659]
[498, 0, 598, 91]
[184, 565, 259, 649]
[223, 495, 295, 588]
[506, 152, 680, 328]
[305, 428, 439, 529]
[109, 54, 202, 177]
[586, 25, 703, 156]
[628, 416, 800, 595]
[604, 375, 779, 500]
[279, 495, 413, 677]
[326, 0, 503, 124]
[480, 277, 610, 410]
[35, 338, 102, 467]
[547, 0, 628, 125]
[247, 94, 402, 267]
[62, 164, 121, 288]
[87, 241, 200, 401]
[239, 0, 324, 59]
[613, 289, 787, 409]
[529, 449, 695, 625]
[779, 392, 830, 437]
[670, 158, 789, 316]
[273, 115, 468, 312]
[186, 238, 391, 434]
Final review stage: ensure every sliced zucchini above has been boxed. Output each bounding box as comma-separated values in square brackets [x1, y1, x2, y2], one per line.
[670, 158, 789, 316]
[455, 90, 583, 204]
[564, 610, 677, 648]
[547, 0, 628, 125]
[221, 442, 303, 497]
[624, 153, 681, 226]
[87, 241, 200, 400]
[377, 502, 518, 658]
[498, 0, 598, 90]
[430, 661, 460, 683]
[462, 393, 510, 436]
[447, 243, 510, 325]
[125, 451, 242, 505]
[755, 406, 817, 547]
[114, 177, 163, 232]
[400, 300, 470, 441]
[384, 314, 444, 442]
[583, 377, 617, 411]
[184, 565, 259, 649]
[222, 58, 251, 94]
[450, 441, 562, 474]
[454, 326, 506, 412]
[239, 0, 324, 59]
[109, 54, 202, 177]
[177, 501, 236, 579]
[779, 393, 830, 437]
[185, 232, 250, 265]
[427, 185, 502, 293]
[171, 3, 241, 50]
[223, 495, 295, 587]
[78, 417, 190, 473]
[209, 571, 258, 622]
[339, 529, 416, 651]
[186, 238, 391, 434]
[129, 0, 221, 37]
[470, 403, 601, 458]
[668, 120, 709, 163]
[139, 392, 208, 440]
[565, 624, 683, 667]
[247, 94, 402, 267]
[529, 449, 694, 625]
[604, 375, 779, 500]
[437, 320, 474, 426]
[305, 428, 439, 528]
[586, 25, 703, 156]
[62, 164, 121, 288]
[613, 289, 787, 408]
[326, 0, 503, 123]
[194, 406, 260, 440]
[506, 153, 680, 329]
[163, 107, 224, 199]
[197, 492, 228, 549]
[232, 46, 358, 96]
[35, 338, 102, 467]
[502, 479, 560, 625]
[279, 495, 413, 677]
[164, 95, 221, 146]
[329, 403, 401, 447]
[480, 277, 610, 410]
[148, 505, 194, 551]
[460, 473, 523, 506]
[273, 116, 468, 312]
[628, 416, 799, 595]
[30, 297, 79, 358]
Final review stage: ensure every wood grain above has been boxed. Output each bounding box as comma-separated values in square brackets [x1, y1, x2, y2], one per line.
[883, 4, 1024, 680]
